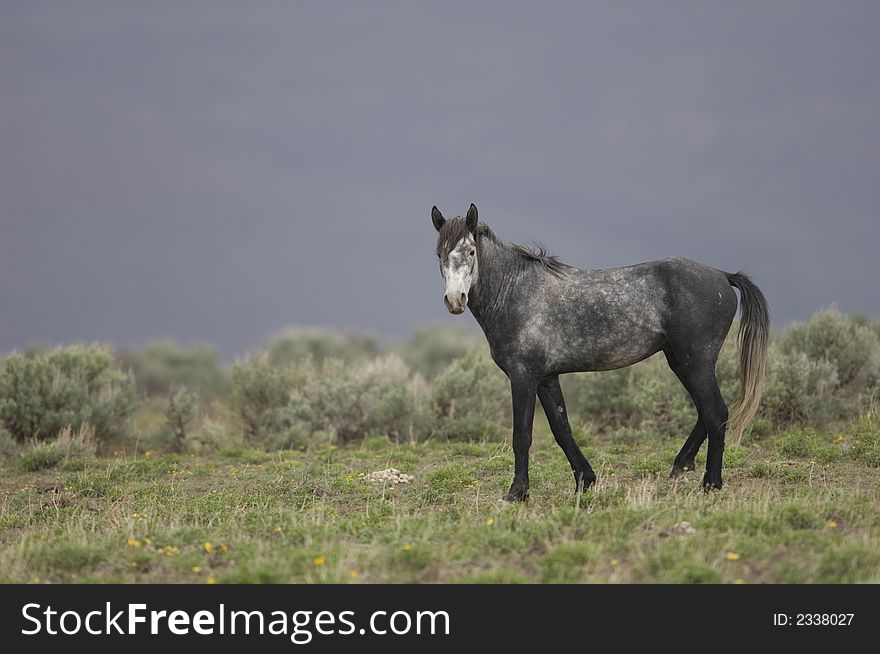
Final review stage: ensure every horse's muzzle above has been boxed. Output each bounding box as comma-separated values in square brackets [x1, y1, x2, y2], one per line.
[444, 292, 467, 315]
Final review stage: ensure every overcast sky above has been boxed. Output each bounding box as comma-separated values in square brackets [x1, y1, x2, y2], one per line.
[2, 1, 878, 358]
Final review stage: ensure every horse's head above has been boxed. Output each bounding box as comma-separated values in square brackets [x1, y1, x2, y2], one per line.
[432, 204, 480, 315]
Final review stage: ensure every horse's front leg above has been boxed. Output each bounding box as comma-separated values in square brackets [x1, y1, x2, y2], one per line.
[503, 374, 538, 502]
[538, 376, 596, 492]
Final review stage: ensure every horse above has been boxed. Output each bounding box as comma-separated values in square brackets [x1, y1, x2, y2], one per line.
[431, 203, 769, 501]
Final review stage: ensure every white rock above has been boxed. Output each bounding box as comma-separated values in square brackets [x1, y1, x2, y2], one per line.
[364, 468, 415, 485]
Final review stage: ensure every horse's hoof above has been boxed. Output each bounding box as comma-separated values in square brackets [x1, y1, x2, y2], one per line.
[701, 475, 723, 492]
[575, 474, 597, 492]
[669, 462, 695, 479]
[501, 491, 529, 503]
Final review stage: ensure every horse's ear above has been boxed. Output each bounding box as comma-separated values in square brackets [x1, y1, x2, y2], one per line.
[466, 203, 478, 233]
[431, 206, 446, 232]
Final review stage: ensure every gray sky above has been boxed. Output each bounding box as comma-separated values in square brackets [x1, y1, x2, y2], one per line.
[2, 1, 879, 358]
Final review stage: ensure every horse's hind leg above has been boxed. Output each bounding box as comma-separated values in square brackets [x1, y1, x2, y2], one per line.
[664, 347, 727, 489]
[664, 349, 706, 476]
[671, 418, 704, 477]
[538, 376, 596, 492]
[692, 373, 728, 490]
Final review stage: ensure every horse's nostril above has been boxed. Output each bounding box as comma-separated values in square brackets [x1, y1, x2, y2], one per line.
[460, 293, 467, 304]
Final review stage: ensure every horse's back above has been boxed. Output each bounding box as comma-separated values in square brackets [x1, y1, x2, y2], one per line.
[542, 257, 736, 372]
[578, 256, 735, 310]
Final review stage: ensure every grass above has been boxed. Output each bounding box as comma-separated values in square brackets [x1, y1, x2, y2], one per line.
[1, 417, 879, 584]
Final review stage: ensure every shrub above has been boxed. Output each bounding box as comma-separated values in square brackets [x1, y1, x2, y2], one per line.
[344, 356, 430, 443]
[760, 350, 839, 428]
[229, 355, 299, 442]
[779, 308, 880, 396]
[859, 379, 880, 415]
[278, 355, 429, 445]
[230, 354, 429, 446]
[431, 351, 509, 441]
[117, 341, 228, 398]
[266, 327, 379, 367]
[289, 358, 370, 444]
[187, 418, 239, 454]
[165, 387, 198, 453]
[394, 324, 485, 378]
[562, 368, 639, 431]
[0, 345, 137, 444]
[0, 427, 18, 460]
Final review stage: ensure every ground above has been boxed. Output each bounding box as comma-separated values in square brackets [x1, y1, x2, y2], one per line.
[2, 423, 879, 584]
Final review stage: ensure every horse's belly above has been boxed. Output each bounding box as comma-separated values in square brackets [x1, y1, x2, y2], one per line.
[548, 328, 665, 373]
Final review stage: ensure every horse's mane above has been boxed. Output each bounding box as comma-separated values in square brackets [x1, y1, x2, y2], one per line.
[510, 242, 570, 277]
[436, 217, 570, 278]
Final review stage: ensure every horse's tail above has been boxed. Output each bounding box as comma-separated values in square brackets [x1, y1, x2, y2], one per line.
[726, 271, 770, 443]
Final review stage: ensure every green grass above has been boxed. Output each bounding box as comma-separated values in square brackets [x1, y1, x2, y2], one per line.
[1, 418, 879, 584]
[17, 444, 64, 472]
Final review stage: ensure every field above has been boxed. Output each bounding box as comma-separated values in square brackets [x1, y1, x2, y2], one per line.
[2, 313, 879, 583]
[3, 417, 879, 584]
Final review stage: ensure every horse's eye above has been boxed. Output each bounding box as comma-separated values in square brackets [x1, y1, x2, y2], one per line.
[469, 250, 475, 257]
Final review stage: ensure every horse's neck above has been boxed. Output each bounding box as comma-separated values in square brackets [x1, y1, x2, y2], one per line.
[468, 241, 528, 331]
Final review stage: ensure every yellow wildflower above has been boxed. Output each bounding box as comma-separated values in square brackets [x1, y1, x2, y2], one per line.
[313, 555, 326, 566]
[203, 542, 213, 554]
[127, 539, 141, 548]
[402, 543, 413, 551]
[725, 552, 741, 561]
[486, 518, 495, 526]
[191, 566, 202, 574]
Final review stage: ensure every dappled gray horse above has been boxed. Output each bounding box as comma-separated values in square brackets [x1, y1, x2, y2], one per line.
[432, 204, 769, 500]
